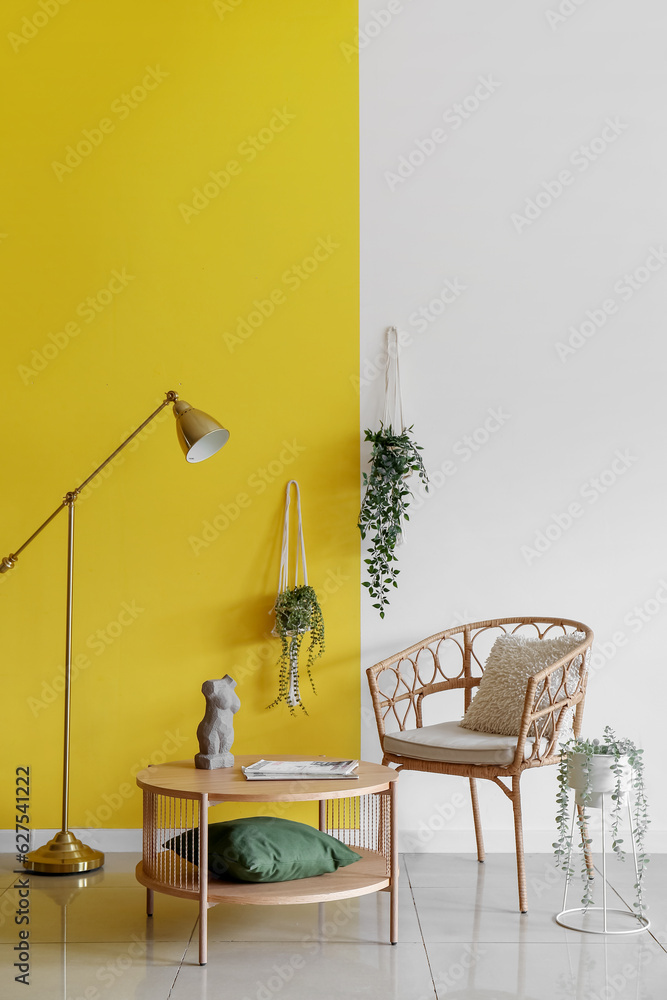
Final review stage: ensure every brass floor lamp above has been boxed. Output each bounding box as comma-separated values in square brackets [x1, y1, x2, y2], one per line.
[2, 390, 229, 874]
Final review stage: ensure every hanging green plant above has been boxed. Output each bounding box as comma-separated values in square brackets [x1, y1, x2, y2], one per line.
[358, 423, 429, 618]
[268, 584, 325, 715]
[268, 481, 325, 715]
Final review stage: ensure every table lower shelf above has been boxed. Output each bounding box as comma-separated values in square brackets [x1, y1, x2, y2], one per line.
[135, 848, 390, 906]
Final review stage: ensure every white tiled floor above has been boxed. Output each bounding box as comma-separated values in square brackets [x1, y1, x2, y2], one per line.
[1, 851, 665, 999]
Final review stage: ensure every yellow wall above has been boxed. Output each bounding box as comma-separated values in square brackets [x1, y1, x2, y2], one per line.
[0, 0, 359, 830]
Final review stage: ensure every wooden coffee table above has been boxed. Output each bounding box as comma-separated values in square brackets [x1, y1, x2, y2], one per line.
[135, 756, 399, 964]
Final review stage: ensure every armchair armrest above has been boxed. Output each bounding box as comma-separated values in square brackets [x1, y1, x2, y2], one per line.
[512, 636, 592, 768]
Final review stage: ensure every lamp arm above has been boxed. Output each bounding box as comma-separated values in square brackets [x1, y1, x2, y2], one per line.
[0, 390, 179, 573]
[76, 391, 177, 493]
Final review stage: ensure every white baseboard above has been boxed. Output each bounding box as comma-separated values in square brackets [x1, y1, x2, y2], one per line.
[399, 829, 562, 853]
[4, 828, 666, 855]
[1, 829, 142, 854]
[399, 828, 667, 853]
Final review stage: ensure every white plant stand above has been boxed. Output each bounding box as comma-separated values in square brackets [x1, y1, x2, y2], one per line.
[556, 791, 649, 934]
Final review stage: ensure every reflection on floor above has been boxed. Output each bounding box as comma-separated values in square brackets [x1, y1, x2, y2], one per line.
[1, 852, 665, 999]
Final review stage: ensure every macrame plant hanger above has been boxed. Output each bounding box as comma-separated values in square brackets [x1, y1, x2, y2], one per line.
[382, 326, 405, 433]
[382, 326, 407, 544]
[274, 479, 308, 708]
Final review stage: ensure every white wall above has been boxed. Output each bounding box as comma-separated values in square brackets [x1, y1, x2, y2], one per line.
[359, 0, 667, 851]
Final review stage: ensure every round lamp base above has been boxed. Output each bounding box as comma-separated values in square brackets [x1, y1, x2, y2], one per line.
[22, 830, 104, 875]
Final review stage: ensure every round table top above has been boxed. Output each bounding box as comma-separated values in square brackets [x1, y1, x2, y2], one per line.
[135, 756, 398, 801]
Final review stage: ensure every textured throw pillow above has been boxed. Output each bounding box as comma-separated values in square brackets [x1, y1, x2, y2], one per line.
[460, 631, 586, 737]
[165, 816, 362, 883]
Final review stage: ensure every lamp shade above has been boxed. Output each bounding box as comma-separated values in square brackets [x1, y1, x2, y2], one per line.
[173, 400, 230, 463]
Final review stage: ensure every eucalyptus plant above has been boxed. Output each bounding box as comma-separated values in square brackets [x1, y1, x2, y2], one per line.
[267, 585, 325, 715]
[358, 423, 429, 618]
[554, 726, 649, 915]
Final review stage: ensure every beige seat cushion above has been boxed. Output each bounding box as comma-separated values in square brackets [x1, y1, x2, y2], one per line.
[383, 720, 541, 765]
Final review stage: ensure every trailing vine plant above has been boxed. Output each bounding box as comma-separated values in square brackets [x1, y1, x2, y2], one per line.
[554, 726, 649, 916]
[267, 585, 325, 715]
[358, 423, 429, 618]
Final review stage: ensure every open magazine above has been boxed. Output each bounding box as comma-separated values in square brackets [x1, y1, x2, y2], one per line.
[242, 759, 359, 780]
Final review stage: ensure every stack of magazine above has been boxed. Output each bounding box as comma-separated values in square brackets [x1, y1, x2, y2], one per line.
[242, 759, 359, 781]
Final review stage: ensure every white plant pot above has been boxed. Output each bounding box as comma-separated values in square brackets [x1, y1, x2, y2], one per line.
[567, 752, 632, 809]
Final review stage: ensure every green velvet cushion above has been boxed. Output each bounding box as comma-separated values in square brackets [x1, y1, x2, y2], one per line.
[164, 815, 362, 883]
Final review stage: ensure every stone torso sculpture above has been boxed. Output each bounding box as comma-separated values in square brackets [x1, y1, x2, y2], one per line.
[195, 674, 240, 769]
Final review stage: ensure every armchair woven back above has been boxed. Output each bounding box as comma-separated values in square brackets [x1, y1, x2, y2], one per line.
[367, 616, 594, 770]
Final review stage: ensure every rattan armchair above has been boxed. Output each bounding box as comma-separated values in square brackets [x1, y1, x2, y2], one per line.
[366, 616, 594, 912]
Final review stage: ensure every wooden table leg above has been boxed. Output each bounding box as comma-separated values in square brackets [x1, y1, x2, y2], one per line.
[389, 783, 398, 945]
[146, 889, 153, 917]
[199, 792, 209, 965]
